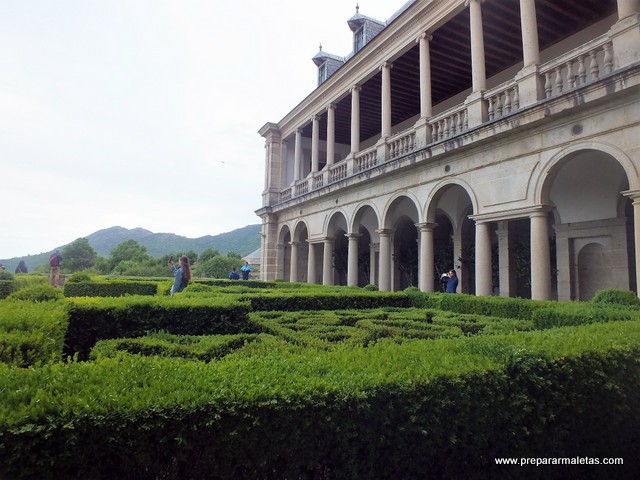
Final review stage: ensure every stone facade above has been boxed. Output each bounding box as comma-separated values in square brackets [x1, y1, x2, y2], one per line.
[257, 0, 640, 300]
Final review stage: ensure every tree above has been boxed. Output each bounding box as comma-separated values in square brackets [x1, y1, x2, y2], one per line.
[193, 255, 239, 279]
[108, 240, 150, 272]
[61, 238, 98, 272]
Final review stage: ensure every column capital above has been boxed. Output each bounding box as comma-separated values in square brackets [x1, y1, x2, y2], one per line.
[465, 0, 485, 6]
[290, 241, 300, 247]
[323, 236, 335, 243]
[351, 84, 362, 93]
[379, 61, 393, 71]
[326, 103, 336, 112]
[416, 222, 438, 232]
[376, 228, 393, 236]
[416, 32, 433, 43]
[345, 232, 362, 240]
[311, 114, 320, 122]
[622, 189, 640, 201]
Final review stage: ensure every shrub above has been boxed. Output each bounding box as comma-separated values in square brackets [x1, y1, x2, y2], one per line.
[363, 284, 379, 291]
[7, 284, 64, 303]
[0, 271, 15, 281]
[591, 288, 640, 307]
[67, 272, 92, 283]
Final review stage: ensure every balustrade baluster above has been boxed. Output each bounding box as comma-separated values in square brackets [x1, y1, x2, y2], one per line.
[589, 50, 599, 80]
[578, 55, 587, 85]
[504, 91, 511, 115]
[488, 96, 495, 120]
[512, 87, 519, 111]
[555, 66, 564, 94]
[566, 60, 575, 88]
[431, 122, 438, 143]
[603, 42, 613, 74]
[544, 71, 553, 98]
[495, 94, 503, 118]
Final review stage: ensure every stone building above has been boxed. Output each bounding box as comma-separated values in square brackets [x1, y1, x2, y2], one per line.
[256, 0, 640, 301]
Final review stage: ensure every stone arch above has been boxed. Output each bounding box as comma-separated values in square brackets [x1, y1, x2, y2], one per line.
[277, 224, 292, 282]
[352, 203, 381, 286]
[538, 147, 635, 300]
[291, 221, 309, 283]
[382, 195, 420, 290]
[326, 211, 349, 285]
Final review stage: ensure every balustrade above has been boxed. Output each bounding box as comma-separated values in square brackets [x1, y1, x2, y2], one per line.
[430, 107, 468, 143]
[389, 131, 416, 159]
[354, 150, 377, 172]
[329, 162, 347, 183]
[487, 84, 520, 121]
[541, 37, 613, 99]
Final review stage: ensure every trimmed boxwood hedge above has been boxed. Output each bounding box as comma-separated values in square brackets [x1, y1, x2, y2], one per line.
[64, 280, 160, 297]
[64, 296, 256, 360]
[0, 320, 638, 479]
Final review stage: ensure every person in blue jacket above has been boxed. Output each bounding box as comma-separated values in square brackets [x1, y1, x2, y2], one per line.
[170, 255, 191, 296]
[445, 269, 458, 293]
[229, 267, 240, 280]
[240, 261, 251, 280]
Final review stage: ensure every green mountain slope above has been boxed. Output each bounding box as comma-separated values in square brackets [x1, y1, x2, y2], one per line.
[0, 224, 261, 272]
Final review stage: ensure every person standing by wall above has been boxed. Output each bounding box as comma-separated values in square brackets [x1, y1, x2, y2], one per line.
[169, 255, 191, 296]
[49, 250, 62, 286]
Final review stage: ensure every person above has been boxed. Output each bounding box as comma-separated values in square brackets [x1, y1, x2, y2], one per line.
[49, 250, 62, 286]
[229, 267, 240, 280]
[440, 273, 449, 292]
[15, 260, 28, 274]
[240, 261, 251, 280]
[445, 269, 458, 293]
[169, 255, 191, 296]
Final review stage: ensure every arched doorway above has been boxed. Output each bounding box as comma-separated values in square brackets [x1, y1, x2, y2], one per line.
[543, 149, 634, 300]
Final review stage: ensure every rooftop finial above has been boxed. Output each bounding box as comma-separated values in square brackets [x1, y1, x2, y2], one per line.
[319, 43, 323, 51]
[356, 3, 359, 14]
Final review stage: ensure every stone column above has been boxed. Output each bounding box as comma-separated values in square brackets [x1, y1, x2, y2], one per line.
[307, 241, 317, 284]
[326, 104, 336, 166]
[623, 190, 640, 296]
[418, 33, 433, 119]
[617, 0, 640, 18]
[418, 223, 436, 292]
[610, 0, 640, 69]
[350, 85, 361, 155]
[311, 115, 319, 173]
[380, 62, 393, 139]
[475, 221, 493, 296]
[520, 0, 540, 67]
[294, 129, 302, 181]
[289, 241, 299, 282]
[496, 221, 513, 297]
[530, 210, 552, 300]
[323, 238, 334, 285]
[347, 233, 361, 287]
[468, 0, 487, 92]
[378, 229, 392, 291]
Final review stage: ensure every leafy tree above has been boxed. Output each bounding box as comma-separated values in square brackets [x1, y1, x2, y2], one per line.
[199, 249, 220, 263]
[227, 252, 242, 260]
[193, 255, 239, 279]
[108, 240, 151, 271]
[61, 238, 98, 272]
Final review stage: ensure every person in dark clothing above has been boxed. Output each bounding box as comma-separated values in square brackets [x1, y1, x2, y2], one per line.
[15, 260, 28, 274]
[229, 267, 240, 280]
[446, 269, 458, 293]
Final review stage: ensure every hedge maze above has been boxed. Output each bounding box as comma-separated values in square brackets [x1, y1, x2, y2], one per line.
[1, 277, 639, 479]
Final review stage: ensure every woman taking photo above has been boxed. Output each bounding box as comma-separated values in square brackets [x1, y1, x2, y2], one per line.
[169, 255, 191, 296]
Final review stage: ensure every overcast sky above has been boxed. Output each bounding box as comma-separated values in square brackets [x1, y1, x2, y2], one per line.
[0, 1, 401, 259]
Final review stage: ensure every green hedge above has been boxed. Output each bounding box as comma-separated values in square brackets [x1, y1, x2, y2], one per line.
[532, 303, 640, 329]
[0, 300, 68, 367]
[243, 291, 411, 311]
[64, 280, 160, 297]
[64, 296, 256, 360]
[0, 320, 638, 479]
[90, 331, 264, 362]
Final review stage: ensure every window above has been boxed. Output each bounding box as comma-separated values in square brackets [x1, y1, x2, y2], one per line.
[354, 27, 365, 53]
[318, 62, 328, 84]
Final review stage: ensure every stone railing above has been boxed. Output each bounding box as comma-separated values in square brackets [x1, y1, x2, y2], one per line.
[295, 179, 309, 196]
[354, 148, 378, 172]
[540, 35, 613, 99]
[430, 105, 468, 143]
[389, 130, 416, 159]
[312, 172, 324, 190]
[280, 187, 292, 202]
[485, 82, 519, 121]
[329, 161, 348, 183]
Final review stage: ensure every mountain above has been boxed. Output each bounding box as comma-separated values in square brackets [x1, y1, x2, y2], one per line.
[0, 224, 261, 272]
